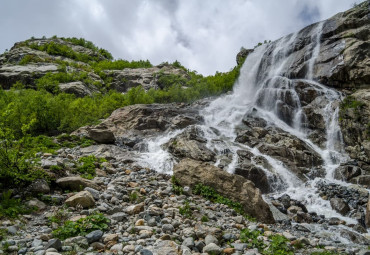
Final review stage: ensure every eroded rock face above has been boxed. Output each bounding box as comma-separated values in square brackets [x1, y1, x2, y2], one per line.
[74, 103, 203, 147]
[106, 64, 190, 92]
[173, 158, 275, 223]
[235, 114, 323, 180]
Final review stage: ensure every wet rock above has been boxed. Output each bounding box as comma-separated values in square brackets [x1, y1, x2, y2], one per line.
[27, 179, 50, 194]
[330, 198, 350, 215]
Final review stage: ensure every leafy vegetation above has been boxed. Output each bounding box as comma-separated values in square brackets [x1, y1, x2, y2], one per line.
[52, 212, 110, 240]
[193, 183, 256, 221]
[179, 200, 193, 218]
[339, 95, 366, 121]
[239, 228, 293, 255]
[171, 176, 184, 195]
[0, 190, 31, 218]
[76, 155, 106, 180]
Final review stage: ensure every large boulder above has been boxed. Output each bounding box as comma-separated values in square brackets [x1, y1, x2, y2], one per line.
[65, 191, 95, 208]
[59, 81, 94, 97]
[73, 103, 202, 147]
[56, 176, 101, 191]
[173, 158, 275, 223]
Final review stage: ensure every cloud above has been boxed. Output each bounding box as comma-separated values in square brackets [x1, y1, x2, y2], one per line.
[0, 0, 362, 75]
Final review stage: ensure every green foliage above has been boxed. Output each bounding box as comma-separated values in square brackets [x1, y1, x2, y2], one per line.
[92, 59, 152, 71]
[76, 155, 106, 179]
[56, 134, 94, 148]
[48, 208, 69, 225]
[171, 176, 184, 195]
[339, 96, 366, 121]
[35, 71, 99, 94]
[239, 229, 293, 255]
[60, 37, 113, 60]
[52, 212, 110, 240]
[193, 183, 255, 221]
[311, 251, 340, 255]
[0, 127, 52, 188]
[239, 228, 265, 251]
[201, 215, 209, 222]
[129, 191, 139, 202]
[0, 190, 31, 219]
[19, 54, 43, 65]
[28, 41, 106, 63]
[179, 200, 192, 218]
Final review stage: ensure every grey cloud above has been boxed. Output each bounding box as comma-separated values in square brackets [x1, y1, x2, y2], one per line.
[0, 0, 363, 75]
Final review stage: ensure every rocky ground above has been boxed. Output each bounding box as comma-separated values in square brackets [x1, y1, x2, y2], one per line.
[1, 143, 370, 255]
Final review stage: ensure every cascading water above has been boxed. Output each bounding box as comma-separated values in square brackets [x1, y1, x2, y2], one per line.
[140, 20, 364, 236]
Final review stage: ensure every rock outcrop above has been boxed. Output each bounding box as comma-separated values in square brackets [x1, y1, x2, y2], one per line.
[74, 103, 203, 147]
[173, 158, 275, 223]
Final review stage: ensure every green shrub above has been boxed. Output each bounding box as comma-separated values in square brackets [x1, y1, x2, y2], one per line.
[179, 200, 192, 218]
[19, 54, 43, 65]
[171, 176, 184, 195]
[76, 155, 106, 179]
[201, 215, 209, 222]
[52, 212, 110, 240]
[92, 59, 152, 71]
[0, 190, 31, 219]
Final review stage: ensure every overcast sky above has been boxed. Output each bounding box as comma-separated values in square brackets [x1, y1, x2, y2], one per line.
[0, 0, 362, 75]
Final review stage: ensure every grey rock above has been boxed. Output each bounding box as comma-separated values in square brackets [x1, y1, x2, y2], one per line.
[6, 226, 17, 235]
[232, 243, 247, 251]
[84, 187, 100, 200]
[44, 239, 62, 251]
[222, 233, 237, 241]
[205, 235, 218, 245]
[18, 248, 27, 254]
[330, 198, 350, 215]
[203, 243, 221, 254]
[110, 212, 127, 221]
[32, 239, 43, 247]
[162, 224, 174, 233]
[28, 179, 50, 194]
[194, 240, 205, 252]
[182, 237, 194, 248]
[35, 251, 46, 255]
[140, 249, 153, 255]
[85, 230, 103, 243]
[59, 81, 94, 97]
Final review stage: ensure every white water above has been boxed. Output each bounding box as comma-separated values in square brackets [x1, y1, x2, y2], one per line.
[139, 21, 359, 226]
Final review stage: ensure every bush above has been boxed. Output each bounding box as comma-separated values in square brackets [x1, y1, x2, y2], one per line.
[0, 190, 31, 219]
[52, 212, 110, 240]
[179, 200, 192, 218]
[76, 155, 106, 179]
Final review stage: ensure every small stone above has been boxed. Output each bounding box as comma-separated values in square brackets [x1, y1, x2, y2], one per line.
[7, 245, 18, 252]
[90, 242, 105, 250]
[6, 226, 17, 235]
[232, 243, 247, 251]
[222, 233, 237, 241]
[282, 232, 296, 241]
[122, 244, 135, 253]
[84, 187, 100, 200]
[140, 249, 153, 255]
[205, 234, 218, 245]
[223, 247, 235, 254]
[111, 212, 127, 221]
[18, 247, 28, 254]
[162, 224, 174, 233]
[32, 239, 43, 247]
[103, 234, 119, 244]
[44, 239, 62, 251]
[203, 243, 221, 254]
[135, 219, 145, 226]
[194, 240, 206, 251]
[182, 237, 194, 248]
[85, 230, 103, 243]
[125, 203, 144, 215]
[110, 243, 123, 252]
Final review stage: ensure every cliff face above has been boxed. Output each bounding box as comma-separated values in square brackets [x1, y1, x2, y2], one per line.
[0, 37, 188, 97]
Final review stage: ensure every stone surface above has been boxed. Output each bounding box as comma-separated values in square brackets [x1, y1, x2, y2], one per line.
[173, 158, 274, 223]
[330, 198, 350, 215]
[56, 176, 101, 191]
[65, 191, 95, 208]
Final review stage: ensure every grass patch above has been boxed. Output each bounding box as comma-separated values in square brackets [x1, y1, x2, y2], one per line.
[171, 176, 184, 195]
[179, 200, 193, 218]
[52, 212, 109, 240]
[76, 155, 106, 180]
